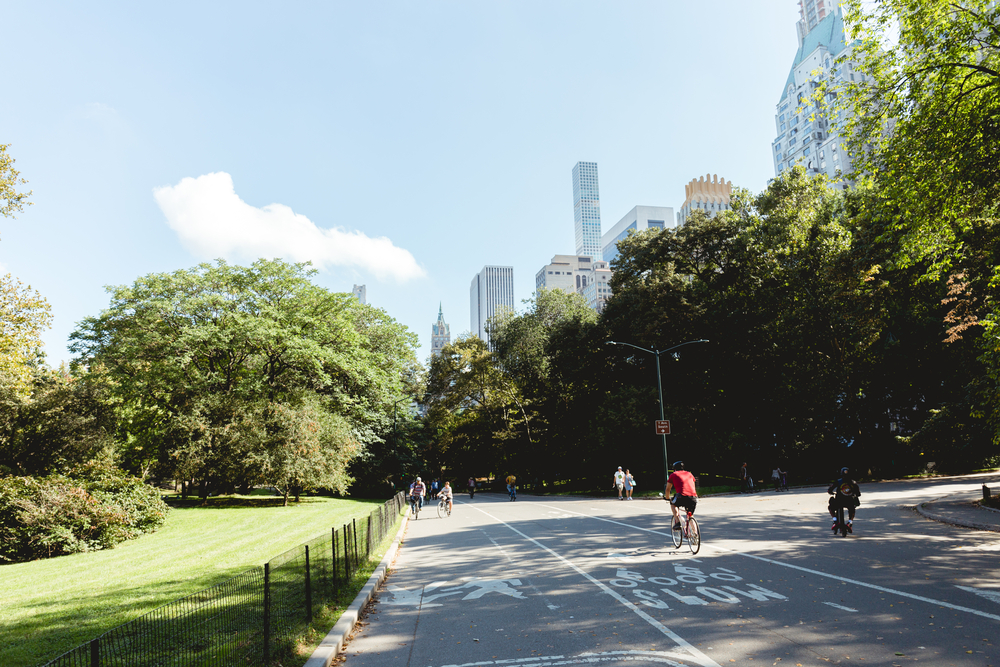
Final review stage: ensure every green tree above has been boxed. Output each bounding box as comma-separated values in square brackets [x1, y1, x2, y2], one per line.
[0, 143, 32, 225]
[0, 276, 52, 402]
[70, 259, 416, 500]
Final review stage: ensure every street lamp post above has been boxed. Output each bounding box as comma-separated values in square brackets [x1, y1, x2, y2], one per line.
[606, 339, 709, 489]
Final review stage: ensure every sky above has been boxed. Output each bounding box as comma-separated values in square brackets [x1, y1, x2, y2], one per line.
[1, 1, 802, 366]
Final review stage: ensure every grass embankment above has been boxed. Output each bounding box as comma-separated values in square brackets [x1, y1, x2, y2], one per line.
[0, 493, 395, 667]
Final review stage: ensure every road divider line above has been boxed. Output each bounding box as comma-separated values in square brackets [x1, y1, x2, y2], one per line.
[535, 502, 1000, 624]
[467, 505, 722, 667]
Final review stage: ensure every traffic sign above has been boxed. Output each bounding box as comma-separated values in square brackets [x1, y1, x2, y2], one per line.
[655, 420, 671, 435]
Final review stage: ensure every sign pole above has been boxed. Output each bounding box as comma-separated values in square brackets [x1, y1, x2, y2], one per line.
[655, 351, 668, 490]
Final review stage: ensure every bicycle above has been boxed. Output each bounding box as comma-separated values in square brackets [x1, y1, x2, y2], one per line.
[409, 496, 421, 520]
[671, 509, 701, 554]
[437, 496, 452, 518]
[831, 504, 852, 537]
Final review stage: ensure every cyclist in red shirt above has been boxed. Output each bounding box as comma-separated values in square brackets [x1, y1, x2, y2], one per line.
[664, 460, 698, 530]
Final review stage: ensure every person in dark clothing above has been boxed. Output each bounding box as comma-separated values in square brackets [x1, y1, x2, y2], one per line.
[827, 467, 861, 533]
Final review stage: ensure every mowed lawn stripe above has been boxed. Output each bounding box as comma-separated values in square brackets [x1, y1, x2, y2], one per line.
[1, 496, 389, 667]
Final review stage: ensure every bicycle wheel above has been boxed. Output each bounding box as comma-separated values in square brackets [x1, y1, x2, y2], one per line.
[437, 500, 446, 518]
[687, 517, 701, 554]
[671, 519, 682, 548]
[838, 506, 847, 537]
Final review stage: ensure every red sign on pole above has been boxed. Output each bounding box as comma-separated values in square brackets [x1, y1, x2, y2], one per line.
[655, 420, 671, 435]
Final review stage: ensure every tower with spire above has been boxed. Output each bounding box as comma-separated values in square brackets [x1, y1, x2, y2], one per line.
[431, 304, 451, 357]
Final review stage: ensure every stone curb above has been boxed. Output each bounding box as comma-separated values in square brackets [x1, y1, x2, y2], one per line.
[304, 511, 410, 667]
[916, 496, 1000, 533]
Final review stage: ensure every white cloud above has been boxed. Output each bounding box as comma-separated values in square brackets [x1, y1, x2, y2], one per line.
[154, 172, 425, 283]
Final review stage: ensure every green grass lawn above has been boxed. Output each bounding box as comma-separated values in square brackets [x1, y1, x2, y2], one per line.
[0, 494, 390, 667]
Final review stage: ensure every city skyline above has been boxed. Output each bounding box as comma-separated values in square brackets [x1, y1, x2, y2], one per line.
[2, 1, 807, 364]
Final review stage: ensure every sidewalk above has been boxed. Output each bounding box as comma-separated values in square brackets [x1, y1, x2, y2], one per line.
[916, 488, 1000, 533]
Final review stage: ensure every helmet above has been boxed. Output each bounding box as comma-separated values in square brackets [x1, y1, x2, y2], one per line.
[416, 476, 422, 482]
[840, 467, 849, 476]
[672, 461, 685, 470]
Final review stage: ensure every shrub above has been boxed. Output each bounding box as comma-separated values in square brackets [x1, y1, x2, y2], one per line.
[0, 466, 169, 562]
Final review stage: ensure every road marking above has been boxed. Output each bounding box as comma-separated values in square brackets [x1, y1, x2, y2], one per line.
[536, 502, 1000, 623]
[433, 649, 703, 666]
[468, 505, 721, 667]
[956, 586, 1000, 606]
[823, 602, 859, 612]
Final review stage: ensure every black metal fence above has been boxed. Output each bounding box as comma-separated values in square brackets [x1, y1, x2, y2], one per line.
[42, 492, 407, 667]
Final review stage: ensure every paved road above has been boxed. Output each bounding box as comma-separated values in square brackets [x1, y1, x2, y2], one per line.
[342, 475, 1000, 666]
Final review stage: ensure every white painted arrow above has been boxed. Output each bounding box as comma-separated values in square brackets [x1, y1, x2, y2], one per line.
[956, 585, 1000, 606]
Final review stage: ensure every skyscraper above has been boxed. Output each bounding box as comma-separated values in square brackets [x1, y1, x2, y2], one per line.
[600, 205, 674, 265]
[431, 304, 451, 357]
[573, 162, 602, 260]
[676, 175, 732, 226]
[351, 284, 367, 305]
[771, 2, 857, 182]
[470, 265, 514, 347]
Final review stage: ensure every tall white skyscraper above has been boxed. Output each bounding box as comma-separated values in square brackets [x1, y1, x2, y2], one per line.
[470, 265, 514, 347]
[771, 2, 857, 183]
[573, 162, 602, 260]
[431, 303, 450, 357]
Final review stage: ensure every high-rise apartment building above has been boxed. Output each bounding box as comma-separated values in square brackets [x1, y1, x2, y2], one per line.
[352, 284, 367, 305]
[573, 162, 602, 260]
[470, 265, 514, 347]
[600, 205, 674, 265]
[579, 260, 613, 314]
[431, 303, 450, 357]
[796, 0, 836, 43]
[677, 175, 732, 225]
[771, 3, 857, 182]
[535, 254, 596, 295]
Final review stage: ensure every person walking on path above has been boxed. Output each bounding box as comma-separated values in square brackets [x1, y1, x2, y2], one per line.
[624, 469, 635, 500]
[613, 466, 625, 500]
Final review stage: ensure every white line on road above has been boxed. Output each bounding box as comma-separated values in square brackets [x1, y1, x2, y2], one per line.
[822, 602, 858, 612]
[468, 505, 721, 667]
[535, 502, 1000, 624]
[433, 649, 697, 666]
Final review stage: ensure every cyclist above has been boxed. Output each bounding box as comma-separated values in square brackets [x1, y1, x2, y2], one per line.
[438, 480, 453, 513]
[506, 474, 517, 501]
[408, 476, 426, 516]
[828, 467, 861, 533]
[664, 460, 698, 532]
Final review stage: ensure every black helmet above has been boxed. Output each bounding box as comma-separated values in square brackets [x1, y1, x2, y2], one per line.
[840, 467, 849, 476]
[672, 460, 685, 470]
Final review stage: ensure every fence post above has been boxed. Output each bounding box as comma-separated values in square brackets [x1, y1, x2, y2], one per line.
[90, 637, 99, 667]
[344, 524, 350, 581]
[367, 513, 373, 556]
[332, 527, 338, 590]
[264, 563, 271, 662]
[353, 518, 359, 566]
[305, 545, 313, 621]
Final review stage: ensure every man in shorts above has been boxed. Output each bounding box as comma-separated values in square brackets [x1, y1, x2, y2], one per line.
[664, 460, 697, 531]
[613, 466, 625, 500]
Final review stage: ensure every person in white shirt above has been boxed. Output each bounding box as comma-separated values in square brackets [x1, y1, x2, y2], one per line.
[613, 466, 625, 500]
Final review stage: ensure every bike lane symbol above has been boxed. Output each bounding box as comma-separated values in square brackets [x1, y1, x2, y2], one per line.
[383, 578, 526, 608]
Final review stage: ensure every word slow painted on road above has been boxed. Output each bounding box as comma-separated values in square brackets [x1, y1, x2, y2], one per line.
[382, 577, 526, 608]
[608, 563, 786, 609]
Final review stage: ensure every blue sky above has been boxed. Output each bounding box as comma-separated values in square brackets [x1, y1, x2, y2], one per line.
[1, 1, 801, 365]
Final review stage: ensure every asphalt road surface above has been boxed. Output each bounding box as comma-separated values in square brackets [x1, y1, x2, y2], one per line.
[342, 475, 1000, 667]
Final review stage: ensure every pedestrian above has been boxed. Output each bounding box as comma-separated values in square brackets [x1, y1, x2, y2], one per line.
[771, 467, 781, 491]
[740, 462, 750, 494]
[613, 466, 625, 500]
[624, 469, 635, 500]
